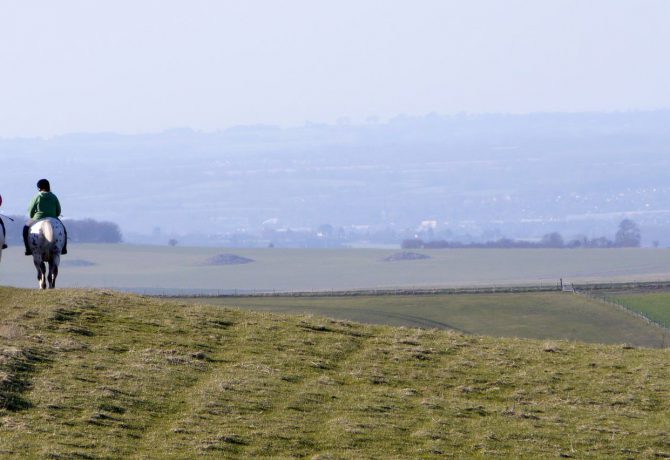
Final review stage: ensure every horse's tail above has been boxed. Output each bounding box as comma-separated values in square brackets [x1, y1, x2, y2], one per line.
[43, 219, 55, 244]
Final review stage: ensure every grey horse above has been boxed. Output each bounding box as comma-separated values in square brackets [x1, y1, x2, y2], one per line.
[28, 218, 65, 289]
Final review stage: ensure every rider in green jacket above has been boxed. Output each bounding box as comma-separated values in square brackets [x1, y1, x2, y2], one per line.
[23, 179, 68, 255]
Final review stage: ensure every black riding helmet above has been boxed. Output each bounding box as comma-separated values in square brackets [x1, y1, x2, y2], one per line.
[37, 179, 51, 192]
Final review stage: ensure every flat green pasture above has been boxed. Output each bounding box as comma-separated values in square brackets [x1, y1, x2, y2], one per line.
[179, 292, 669, 348]
[2, 244, 670, 291]
[606, 291, 670, 327]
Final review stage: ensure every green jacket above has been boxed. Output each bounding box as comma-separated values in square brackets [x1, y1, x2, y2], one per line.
[28, 191, 62, 220]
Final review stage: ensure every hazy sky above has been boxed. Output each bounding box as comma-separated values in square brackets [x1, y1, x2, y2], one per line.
[1, 0, 669, 137]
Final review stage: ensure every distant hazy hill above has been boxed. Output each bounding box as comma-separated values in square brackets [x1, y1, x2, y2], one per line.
[0, 287, 668, 457]
[2, 111, 669, 243]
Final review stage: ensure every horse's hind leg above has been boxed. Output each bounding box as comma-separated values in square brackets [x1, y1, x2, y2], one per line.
[36, 261, 47, 289]
[40, 262, 47, 289]
[48, 262, 58, 289]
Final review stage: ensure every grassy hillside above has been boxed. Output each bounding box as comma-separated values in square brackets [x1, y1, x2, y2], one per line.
[3, 245, 670, 292]
[180, 292, 670, 348]
[1, 287, 669, 458]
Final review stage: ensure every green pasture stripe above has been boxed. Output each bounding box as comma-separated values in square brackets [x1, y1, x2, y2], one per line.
[178, 291, 669, 348]
[607, 292, 670, 326]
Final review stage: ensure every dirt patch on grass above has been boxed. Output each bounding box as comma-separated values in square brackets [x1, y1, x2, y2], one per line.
[383, 252, 431, 262]
[205, 254, 255, 266]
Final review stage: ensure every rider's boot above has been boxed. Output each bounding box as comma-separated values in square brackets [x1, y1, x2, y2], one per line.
[0, 219, 6, 249]
[61, 225, 68, 255]
[23, 225, 32, 255]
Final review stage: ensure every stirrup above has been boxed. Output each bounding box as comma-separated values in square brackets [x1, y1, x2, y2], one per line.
[1, 244, 7, 249]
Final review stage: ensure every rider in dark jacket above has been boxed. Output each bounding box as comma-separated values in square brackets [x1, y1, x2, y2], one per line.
[23, 179, 68, 255]
[0, 194, 6, 249]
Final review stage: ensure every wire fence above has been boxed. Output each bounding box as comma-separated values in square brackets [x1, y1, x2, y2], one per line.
[119, 282, 567, 298]
[575, 289, 670, 344]
[118, 279, 670, 299]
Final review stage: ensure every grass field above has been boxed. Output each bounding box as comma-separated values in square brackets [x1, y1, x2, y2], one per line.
[2, 244, 670, 292]
[604, 291, 670, 327]
[178, 291, 670, 348]
[1, 287, 669, 458]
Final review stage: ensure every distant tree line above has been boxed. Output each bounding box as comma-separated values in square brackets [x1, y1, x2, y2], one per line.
[64, 219, 123, 243]
[0, 216, 122, 244]
[403, 219, 642, 250]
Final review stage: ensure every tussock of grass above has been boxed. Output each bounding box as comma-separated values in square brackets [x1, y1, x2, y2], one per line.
[0, 286, 668, 458]
[0, 346, 46, 411]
